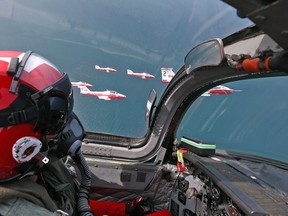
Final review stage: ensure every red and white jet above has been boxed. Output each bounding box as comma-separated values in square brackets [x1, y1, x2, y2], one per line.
[79, 86, 126, 100]
[71, 81, 93, 88]
[201, 85, 241, 96]
[127, 69, 155, 79]
[95, 65, 117, 73]
[161, 68, 175, 84]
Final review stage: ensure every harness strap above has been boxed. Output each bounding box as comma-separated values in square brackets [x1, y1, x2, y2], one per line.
[9, 51, 33, 94]
[0, 106, 38, 127]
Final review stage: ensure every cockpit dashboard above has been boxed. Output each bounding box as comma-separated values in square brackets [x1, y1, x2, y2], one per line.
[169, 151, 288, 216]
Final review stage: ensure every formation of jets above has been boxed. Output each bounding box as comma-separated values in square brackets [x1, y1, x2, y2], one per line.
[127, 69, 155, 79]
[72, 66, 240, 101]
[79, 86, 126, 100]
[95, 65, 174, 83]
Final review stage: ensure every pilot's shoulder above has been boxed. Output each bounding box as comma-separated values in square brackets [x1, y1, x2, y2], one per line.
[0, 198, 60, 216]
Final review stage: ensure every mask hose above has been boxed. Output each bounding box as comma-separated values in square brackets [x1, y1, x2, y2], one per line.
[66, 113, 94, 216]
[72, 150, 94, 216]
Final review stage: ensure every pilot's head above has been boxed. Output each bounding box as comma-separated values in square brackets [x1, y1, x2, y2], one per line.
[0, 50, 84, 182]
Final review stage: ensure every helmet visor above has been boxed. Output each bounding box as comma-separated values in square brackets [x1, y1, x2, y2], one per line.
[31, 73, 73, 133]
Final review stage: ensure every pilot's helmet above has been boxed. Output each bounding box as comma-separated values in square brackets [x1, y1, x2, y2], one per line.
[0, 50, 73, 182]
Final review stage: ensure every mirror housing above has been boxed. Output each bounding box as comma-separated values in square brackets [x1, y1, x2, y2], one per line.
[184, 38, 224, 74]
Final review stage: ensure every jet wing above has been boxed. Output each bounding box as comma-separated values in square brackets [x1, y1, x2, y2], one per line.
[98, 96, 111, 100]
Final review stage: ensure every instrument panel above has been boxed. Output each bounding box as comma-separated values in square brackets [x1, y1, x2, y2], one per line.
[169, 151, 288, 216]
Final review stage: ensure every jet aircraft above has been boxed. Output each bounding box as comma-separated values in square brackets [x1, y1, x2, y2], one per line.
[161, 68, 175, 84]
[95, 65, 117, 73]
[201, 85, 241, 96]
[79, 86, 126, 100]
[3, 1, 288, 216]
[127, 69, 155, 79]
[71, 81, 93, 88]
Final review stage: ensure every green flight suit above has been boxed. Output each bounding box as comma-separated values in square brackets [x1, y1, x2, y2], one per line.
[0, 159, 78, 216]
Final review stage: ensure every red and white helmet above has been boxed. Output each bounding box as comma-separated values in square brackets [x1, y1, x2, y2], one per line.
[0, 50, 73, 182]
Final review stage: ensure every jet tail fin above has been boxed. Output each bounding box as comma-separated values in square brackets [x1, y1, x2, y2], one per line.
[79, 86, 91, 94]
[127, 69, 133, 75]
[201, 92, 211, 97]
[161, 68, 175, 83]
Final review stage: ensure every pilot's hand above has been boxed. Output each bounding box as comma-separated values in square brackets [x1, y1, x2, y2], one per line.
[125, 197, 145, 216]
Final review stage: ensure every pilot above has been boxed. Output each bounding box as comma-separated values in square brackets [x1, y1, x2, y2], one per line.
[0, 50, 172, 216]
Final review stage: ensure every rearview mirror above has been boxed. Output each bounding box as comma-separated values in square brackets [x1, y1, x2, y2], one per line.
[184, 38, 224, 74]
